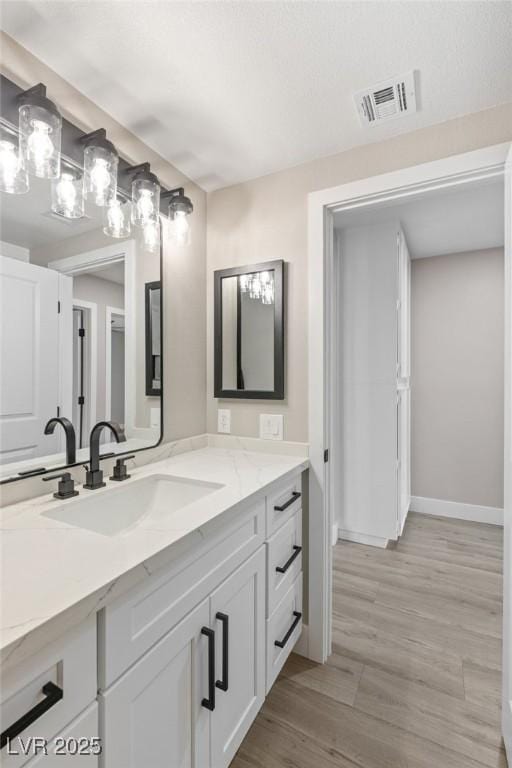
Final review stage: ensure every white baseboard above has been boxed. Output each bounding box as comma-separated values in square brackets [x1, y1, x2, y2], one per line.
[338, 528, 389, 548]
[293, 623, 309, 658]
[410, 496, 503, 526]
[503, 699, 512, 764]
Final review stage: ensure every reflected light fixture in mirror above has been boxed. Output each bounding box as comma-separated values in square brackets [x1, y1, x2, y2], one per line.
[0, 127, 28, 194]
[132, 167, 160, 227]
[166, 187, 193, 246]
[18, 83, 62, 180]
[104, 195, 132, 238]
[143, 219, 160, 253]
[51, 164, 84, 219]
[83, 129, 118, 207]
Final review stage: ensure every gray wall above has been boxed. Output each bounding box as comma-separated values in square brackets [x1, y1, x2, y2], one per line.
[411, 248, 504, 508]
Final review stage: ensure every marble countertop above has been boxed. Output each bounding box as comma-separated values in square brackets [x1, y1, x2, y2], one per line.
[0, 447, 308, 669]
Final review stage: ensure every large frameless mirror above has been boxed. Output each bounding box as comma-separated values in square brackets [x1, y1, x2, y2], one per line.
[214, 260, 284, 399]
[0, 170, 163, 483]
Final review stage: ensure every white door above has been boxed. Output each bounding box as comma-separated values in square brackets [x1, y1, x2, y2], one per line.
[338, 223, 400, 542]
[209, 548, 266, 768]
[397, 229, 411, 535]
[502, 144, 512, 761]
[0, 256, 61, 466]
[100, 599, 210, 768]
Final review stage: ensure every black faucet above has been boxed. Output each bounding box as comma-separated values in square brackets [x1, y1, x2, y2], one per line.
[83, 421, 126, 490]
[44, 417, 76, 465]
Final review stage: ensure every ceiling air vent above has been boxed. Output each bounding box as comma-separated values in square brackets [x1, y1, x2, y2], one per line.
[354, 71, 417, 126]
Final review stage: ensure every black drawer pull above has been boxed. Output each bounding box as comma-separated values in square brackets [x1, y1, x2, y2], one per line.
[215, 612, 229, 692]
[274, 491, 301, 512]
[201, 627, 216, 711]
[274, 611, 302, 649]
[0, 681, 63, 750]
[276, 545, 302, 574]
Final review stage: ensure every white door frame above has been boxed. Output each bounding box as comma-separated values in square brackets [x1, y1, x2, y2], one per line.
[72, 298, 98, 441]
[105, 306, 125, 422]
[307, 143, 511, 674]
[48, 240, 136, 437]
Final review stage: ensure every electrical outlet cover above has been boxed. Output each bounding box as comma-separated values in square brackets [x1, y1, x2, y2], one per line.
[218, 409, 231, 434]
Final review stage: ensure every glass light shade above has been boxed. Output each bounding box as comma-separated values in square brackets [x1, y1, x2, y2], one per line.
[51, 168, 84, 219]
[169, 209, 191, 246]
[132, 174, 160, 227]
[0, 137, 29, 194]
[104, 197, 132, 238]
[239, 274, 250, 293]
[249, 274, 262, 300]
[19, 103, 61, 179]
[84, 144, 118, 207]
[262, 279, 275, 305]
[143, 219, 160, 253]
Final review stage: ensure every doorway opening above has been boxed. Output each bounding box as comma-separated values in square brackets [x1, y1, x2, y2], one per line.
[307, 142, 510, 754]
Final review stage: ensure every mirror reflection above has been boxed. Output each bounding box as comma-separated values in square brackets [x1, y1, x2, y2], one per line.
[221, 271, 275, 391]
[0, 173, 162, 480]
[214, 260, 284, 399]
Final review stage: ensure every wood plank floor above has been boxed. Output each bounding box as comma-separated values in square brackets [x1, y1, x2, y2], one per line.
[232, 512, 508, 768]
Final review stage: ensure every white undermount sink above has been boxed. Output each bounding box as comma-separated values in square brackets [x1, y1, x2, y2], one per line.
[42, 474, 224, 536]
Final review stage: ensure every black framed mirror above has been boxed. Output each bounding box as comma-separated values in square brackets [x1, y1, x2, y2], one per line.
[145, 281, 161, 396]
[214, 260, 284, 399]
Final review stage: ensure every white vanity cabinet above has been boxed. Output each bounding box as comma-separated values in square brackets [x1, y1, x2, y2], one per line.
[1, 467, 305, 768]
[97, 473, 303, 768]
[99, 548, 266, 768]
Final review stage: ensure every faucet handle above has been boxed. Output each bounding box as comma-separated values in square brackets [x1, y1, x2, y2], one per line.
[110, 455, 135, 482]
[43, 472, 79, 500]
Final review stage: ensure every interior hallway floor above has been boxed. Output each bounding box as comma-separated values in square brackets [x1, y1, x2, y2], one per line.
[232, 512, 507, 768]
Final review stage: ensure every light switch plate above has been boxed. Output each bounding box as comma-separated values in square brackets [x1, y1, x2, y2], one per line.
[259, 413, 283, 441]
[218, 409, 231, 434]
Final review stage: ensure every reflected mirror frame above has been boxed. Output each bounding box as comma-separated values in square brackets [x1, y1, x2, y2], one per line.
[214, 259, 284, 400]
[145, 280, 162, 397]
[0, 232, 164, 486]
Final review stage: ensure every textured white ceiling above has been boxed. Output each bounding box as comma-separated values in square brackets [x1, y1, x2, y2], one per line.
[334, 179, 504, 259]
[1, 1, 511, 191]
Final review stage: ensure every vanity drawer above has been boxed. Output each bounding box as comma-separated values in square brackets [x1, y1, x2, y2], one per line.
[266, 474, 302, 537]
[22, 704, 99, 767]
[99, 498, 265, 688]
[266, 574, 302, 693]
[266, 509, 302, 617]
[1, 617, 96, 768]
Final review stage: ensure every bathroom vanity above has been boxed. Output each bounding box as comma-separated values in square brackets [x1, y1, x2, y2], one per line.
[0, 447, 307, 767]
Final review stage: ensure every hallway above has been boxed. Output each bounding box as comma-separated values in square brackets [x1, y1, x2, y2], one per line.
[233, 513, 506, 768]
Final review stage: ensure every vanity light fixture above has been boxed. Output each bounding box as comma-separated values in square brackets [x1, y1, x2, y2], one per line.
[18, 83, 62, 180]
[104, 195, 132, 238]
[243, 271, 275, 305]
[131, 164, 160, 227]
[82, 129, 118, 207]
[0, 127, 28, 194]
[165, 187, 193, 246]
[51, 163, 84, 219]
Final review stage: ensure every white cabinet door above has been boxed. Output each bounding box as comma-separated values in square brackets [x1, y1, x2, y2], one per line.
[209, 548, 266, 768]
[100, 599, 210, 768]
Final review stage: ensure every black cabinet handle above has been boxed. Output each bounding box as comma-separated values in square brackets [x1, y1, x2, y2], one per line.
[201, 627, 215, 711]
[0, 681, 63, 749]
[274, 491, 301, 512]
[215, 612, 229, 692]
[276, 545, 302, 574]
[274, 611, 302, 649]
